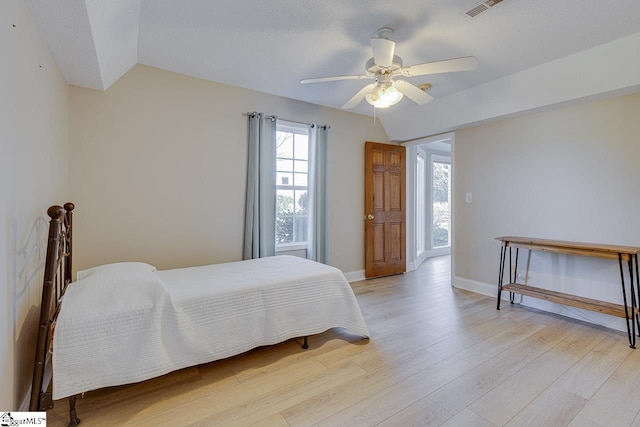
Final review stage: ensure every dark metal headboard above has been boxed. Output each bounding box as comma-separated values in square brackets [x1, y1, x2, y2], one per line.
[30, 202, 74, 412]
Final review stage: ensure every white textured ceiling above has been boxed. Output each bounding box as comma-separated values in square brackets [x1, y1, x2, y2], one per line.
[26, 0, 640, 126]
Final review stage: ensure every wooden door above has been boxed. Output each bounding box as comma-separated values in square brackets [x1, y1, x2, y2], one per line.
[365, 141, 406, 278]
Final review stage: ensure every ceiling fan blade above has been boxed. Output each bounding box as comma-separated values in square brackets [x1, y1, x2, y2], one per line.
[300, 74, 369, 84]
[342, 83, 377, 109]
[395, 80, 434, 105]
[370, 37, 395, 68]
[401, 56, 478, 77]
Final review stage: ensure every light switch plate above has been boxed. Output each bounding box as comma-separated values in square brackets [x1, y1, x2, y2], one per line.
[465, 192, 473, 203]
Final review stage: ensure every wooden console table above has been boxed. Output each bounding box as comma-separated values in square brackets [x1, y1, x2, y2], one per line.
[496, 236, 640, 348]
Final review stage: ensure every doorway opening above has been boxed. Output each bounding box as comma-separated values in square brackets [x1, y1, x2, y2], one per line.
[404, 133, 453, 273]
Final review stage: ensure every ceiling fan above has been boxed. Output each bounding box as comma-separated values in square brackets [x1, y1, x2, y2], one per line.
[300, 27, 478, 109]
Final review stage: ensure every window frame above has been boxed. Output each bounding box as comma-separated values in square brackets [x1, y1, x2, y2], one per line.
[416, 149, 426, 257]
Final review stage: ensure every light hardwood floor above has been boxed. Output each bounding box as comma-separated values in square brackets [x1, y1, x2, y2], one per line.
[48, 256, 640, 426]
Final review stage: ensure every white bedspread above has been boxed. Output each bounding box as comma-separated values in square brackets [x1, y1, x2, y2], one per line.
[52, 256, 368, 399]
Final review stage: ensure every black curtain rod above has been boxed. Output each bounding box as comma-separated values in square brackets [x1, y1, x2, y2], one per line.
[243, 112, 329, 129]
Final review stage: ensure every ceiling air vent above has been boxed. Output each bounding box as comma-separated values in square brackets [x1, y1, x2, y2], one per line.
[465, 4, 489, 17]
[465, 0, 506, 18]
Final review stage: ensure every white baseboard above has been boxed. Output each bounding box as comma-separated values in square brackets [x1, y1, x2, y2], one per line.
[344, 269, 365, 282]
[452, 276, 502, 299]
[452, 275, 627, 333]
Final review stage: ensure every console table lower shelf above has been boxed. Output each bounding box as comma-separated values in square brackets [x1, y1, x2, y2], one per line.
[496, 236, 640, 348]
[501, 283, 637, 319]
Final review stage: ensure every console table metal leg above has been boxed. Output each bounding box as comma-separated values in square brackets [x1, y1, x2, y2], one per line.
[628, 257, 637, 346]
[618, 253, 635, 348]
[497, 243, 506, 310]
[634, 254, 640, 335]
[510, 248, 519, 303]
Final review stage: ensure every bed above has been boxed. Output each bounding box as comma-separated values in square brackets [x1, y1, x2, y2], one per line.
[29, 203, 369, 425]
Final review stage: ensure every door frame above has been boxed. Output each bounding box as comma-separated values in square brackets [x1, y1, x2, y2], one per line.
[402, 132, 455, 274]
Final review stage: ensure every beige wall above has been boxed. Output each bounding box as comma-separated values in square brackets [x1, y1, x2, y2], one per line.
[69, 64, 388, 274]
[453, 92, 640, 330]
[0, 0, 68, 410]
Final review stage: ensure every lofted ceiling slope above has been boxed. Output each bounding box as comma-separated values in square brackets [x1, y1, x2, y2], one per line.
[25, 0, 640, 139]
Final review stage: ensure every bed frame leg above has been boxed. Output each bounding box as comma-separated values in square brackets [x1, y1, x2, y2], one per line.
[68, 395, 80, 427]
[302, 336, 309, 349]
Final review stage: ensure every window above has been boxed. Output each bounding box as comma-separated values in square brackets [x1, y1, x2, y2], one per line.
[275, 121, 309, 247]
[432, 156, 451, 248]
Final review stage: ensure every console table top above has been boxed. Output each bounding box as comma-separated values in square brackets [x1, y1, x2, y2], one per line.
[496, 236, 640, 257]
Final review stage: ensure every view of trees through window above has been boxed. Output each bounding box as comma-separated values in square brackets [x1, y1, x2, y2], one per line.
[432, 160, 450, 248]
[276, 124, 309, 245]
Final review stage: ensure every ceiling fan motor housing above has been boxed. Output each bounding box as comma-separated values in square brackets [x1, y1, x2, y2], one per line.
[365, 55, 403, 74]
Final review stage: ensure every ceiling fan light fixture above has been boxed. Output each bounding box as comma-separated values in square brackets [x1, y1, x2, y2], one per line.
[382, 85, 403, 105]
[366, 83, 403, 108]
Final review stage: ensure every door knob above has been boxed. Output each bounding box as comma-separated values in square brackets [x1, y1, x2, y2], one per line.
[367, 214, 374, 220]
